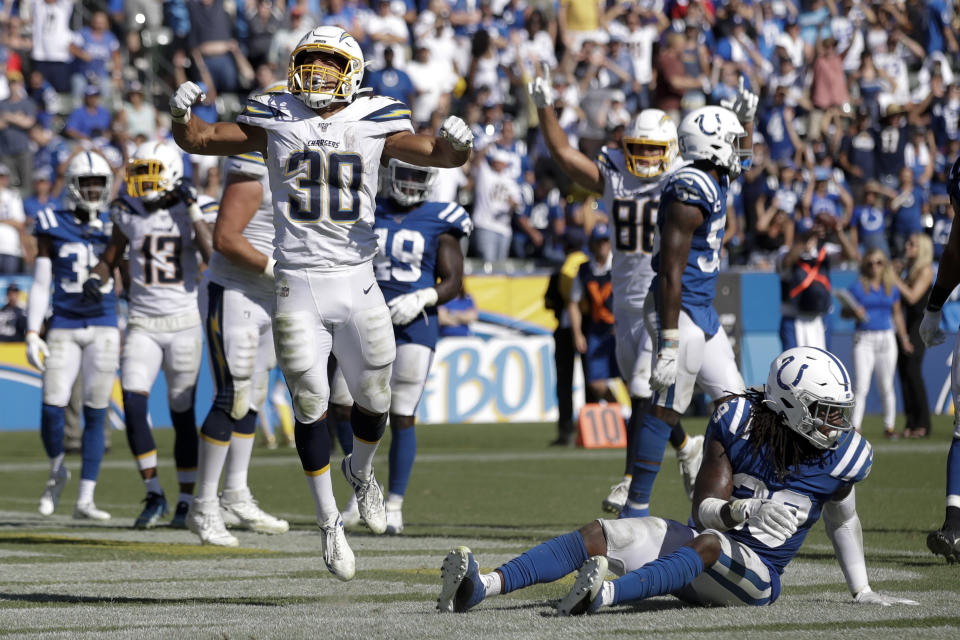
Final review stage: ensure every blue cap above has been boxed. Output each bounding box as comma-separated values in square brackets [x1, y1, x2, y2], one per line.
[590, 223, 610, 242]
[814, 166, 832, 182]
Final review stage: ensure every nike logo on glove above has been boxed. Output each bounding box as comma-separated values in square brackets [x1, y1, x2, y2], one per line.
[363, 283, 374, 294]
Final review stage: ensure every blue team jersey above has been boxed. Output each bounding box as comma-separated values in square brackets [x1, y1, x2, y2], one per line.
[33, 208, 117, 329]
[373, 200, 472, 349]
[653, 165, 729, 336]
[707, 395, 873, 581]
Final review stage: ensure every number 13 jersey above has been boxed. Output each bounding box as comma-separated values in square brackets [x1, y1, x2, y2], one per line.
[236, 92, 414, 270]
[595, 147, 672, 313]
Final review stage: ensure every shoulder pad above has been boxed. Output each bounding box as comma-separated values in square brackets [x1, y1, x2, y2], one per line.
[829, 431, 873, 483]
[437, 202, 472, 237]
[34, 207, 61, 233]
[359, 97, 413, 123]
[667, 167, 720, 205]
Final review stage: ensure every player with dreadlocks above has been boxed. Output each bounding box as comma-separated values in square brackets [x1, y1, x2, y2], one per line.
[438, 347, 919, 615]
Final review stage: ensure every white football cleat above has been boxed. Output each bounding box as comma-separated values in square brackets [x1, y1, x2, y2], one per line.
[385, 502, 403, 535]
[320, 516, 355, 581]
[677, 435, 704, 500]
[73, 501, 111, 521]
[602, 478, 630, 514]
[341, 454, 386, 534]
[187, 497, 239, 547]
[220, 488, 289, 534]
[39, 465, 70, 516]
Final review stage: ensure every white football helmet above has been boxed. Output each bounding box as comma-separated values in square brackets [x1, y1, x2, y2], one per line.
[288, 26, 365, 109]
[677, 106, 749, 178]
[622, 109, 678, 179]
[384, 158, 438, 206]
[125, 141, 184, 201]
[763, 347, 855, 450]
[64, 150, 114, 214]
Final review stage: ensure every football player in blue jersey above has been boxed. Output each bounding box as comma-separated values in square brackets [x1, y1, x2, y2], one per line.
[26, 150, 120, 520]
[438, 347, 919, 614]
[332, 158, 472, 534]
[918, 155, 960, 563]
[618, 85, 757, 518]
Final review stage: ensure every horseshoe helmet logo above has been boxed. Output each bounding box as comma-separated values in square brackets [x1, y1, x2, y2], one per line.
[696, 112, 722, 136]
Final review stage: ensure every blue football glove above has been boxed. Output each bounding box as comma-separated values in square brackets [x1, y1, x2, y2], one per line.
[82, 275, 104, 303]
[174, 179, 199, 205]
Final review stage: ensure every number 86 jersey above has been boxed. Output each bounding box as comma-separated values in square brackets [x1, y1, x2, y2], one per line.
[596, 147, 671, 313]
[237, 91, 414, 270]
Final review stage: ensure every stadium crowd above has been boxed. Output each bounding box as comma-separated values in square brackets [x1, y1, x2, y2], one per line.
[1, 0, 959, 273]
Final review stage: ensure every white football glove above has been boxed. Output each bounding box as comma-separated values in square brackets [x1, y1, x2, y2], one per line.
[650, 329, 680, 392]
[528, 64, 554, 108]
[439, 116, 474, 152]
[388, 287, 439, 326]
[919, 310, 945, 347]
[26, 332, 49, 372]
[720, 76, 759, 124]
[170, 81, 206, 124]
[731, 498, 799, 542]
[853, 587, 919, 607]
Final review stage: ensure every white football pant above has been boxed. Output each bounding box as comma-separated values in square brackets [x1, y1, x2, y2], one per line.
[330, 342, 433, 417]
[615, 307, 653, 399]
[121, 313, 203, 412]
[42, 326, 120, 408]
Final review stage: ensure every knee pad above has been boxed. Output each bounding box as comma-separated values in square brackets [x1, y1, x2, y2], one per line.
[250, 369, 270, 414]
[274, 312, 316, 374]
[84, 329, 120, 409]
[356, 306, 396, 369]
[221, 328, 258, 419]
[355, 365, 392, 415]
[293, 388, 328, 424]
[42, 334, 74, 406]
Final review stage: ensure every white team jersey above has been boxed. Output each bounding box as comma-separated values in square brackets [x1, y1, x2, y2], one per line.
[110, 198, 201, 318]
[206, 152, 276, 300]
[235, 92, 414, 270]
[596, 147, 676, 312]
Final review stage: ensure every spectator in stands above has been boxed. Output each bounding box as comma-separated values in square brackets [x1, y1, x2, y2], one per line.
[406, 44, 455, 126]
[268, 5, 314, 67]
[847, 181, 891, 257]
[888, 167, 927, 258]
[558, 0, 604, 55]
[905, 127, 935, 188]
[0, 163, 25, 273]
[366, 46, 414, 105]
[838, 108, 878, 203]
[68, 10, 121, 103]
[118, 81, 157, 142]
[0, 282, 25, 341]
[63, 85, 110, 141]
[366, 0, 410, 71]
[875, 104, 909, 189]
[472, 148, 521, 262]
[762, 83, 803, 165]
[653, 30, 704, 123]
[27, 0, 74, 93]
[438, 283, 478, 338]
[810, 36, 851, 140]
[21, 165, 57, 222]
[0, 69, 36, 191]
[244, 0, 283, 69]
[803, 167, 853, 227]
[187, 0, 254, 97]
[893, 232, 934, 438]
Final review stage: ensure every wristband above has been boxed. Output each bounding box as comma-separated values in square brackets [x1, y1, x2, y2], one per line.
[661, 328, 680, 350]
[927, 284, 952, 312]
[188, 203, 204, 223]
[697, 497, 728, 530]
[263, 257, 276, 279]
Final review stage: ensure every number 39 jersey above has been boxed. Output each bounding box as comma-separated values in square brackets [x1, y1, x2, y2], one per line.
[236, 91, 414, 271]
[110, 194, 201, 318]
[706, 395, 873, 576]
[653, 165, 729, 336]
[33, 208, 117, 328]
[596, 147, 669, 312]
[373, 200, 472, 349]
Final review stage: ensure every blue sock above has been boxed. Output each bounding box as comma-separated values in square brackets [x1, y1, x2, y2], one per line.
[497, 531, 588, 594]
[171, 408, 199, 470]
[624, 413, 673, 517]
[611, 546, 704, 605]
[947, 437, 960, 498]
[295, 419, 331, 473]
[388, 424, 417, 497]
[40, 404, 65, 458]
[123, 392, 155, 457]
[80, 406, 107, 481]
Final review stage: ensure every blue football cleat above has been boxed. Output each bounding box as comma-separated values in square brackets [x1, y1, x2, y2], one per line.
[556, 555, 608, 616]
[170, 500, 190, 529]
[134, 492, 168, 530]
[438, 546, 485, 613]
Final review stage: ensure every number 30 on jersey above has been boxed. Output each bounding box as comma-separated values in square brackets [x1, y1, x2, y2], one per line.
[284, 149, 363, 224]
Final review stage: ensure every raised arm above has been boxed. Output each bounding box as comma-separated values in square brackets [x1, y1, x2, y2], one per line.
[528, 65, 604, 194]
[169, 82, 267, 157]
[382, 117, 473, 169]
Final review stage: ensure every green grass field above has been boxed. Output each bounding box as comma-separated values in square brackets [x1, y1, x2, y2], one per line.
[1, 417, 958, 639]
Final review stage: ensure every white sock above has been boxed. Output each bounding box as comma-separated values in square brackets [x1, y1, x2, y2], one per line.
[386, 493, 404, 508]
[196, 437, 230, 501]
[480, 573, 501, 597]
[305, 468, 339, 526]
[77, 479, 96, 504]
[350, 437, 380, 482]
[344, 493, 358, 513]
[223, 433, 255, 492]
[49, 453, 65, 477]
[599, 581, 615, 607]
[178, 492, 194, 506]
[144, 476, 162, 495]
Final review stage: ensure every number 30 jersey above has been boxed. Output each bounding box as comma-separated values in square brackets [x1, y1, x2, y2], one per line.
[236, 91, 414, 271]
[595, 147, 671, 313]
[33, 208, 117, 329]
[110, 195, 201, 319]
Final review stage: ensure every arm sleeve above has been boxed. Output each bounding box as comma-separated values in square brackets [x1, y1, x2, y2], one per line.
[822, 486, 870, 596]
[26, 257, 52, 334]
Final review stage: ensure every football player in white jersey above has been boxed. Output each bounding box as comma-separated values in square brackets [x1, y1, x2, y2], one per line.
[83, 141, 214, 530]
[190, 136, 290, 546]
[528, 69, 702, 514]
[27, 150, 120, 521]
[169, 25, 473, 580]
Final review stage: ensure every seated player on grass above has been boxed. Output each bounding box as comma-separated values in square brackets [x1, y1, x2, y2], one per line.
[438, 347, 919, 614]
